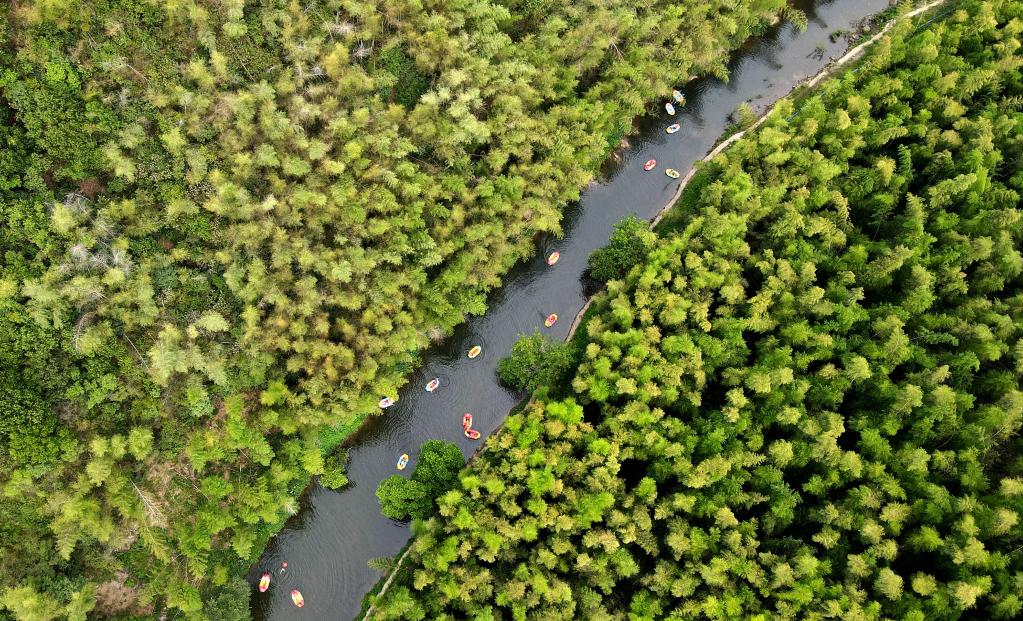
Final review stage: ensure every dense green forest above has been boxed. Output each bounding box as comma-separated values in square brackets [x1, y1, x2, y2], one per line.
[0, 0, 797, 617]
[370, 1, 1023, 618]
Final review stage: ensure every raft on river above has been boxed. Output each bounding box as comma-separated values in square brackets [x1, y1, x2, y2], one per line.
[467, 345, 482, 359]
[291, 589, 305, 608]
[665, 168, 680, 179]
[666, 123, 680, 134]
[463, 413, 481, 440]
[396, 453, 409, 470]
[665, 102, 675, 115]
[425, 378, 440, 392]
[378, 397, 395, 409]
[643, 159, 656, 171]
[546, 251, 560, 266]
[259, 573, 270, 593]
[545, 313, 558, 327]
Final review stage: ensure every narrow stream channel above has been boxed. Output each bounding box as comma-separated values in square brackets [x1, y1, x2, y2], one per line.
[251, 1, 890, 617]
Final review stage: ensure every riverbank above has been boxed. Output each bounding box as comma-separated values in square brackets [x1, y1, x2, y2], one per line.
[356, 1, 954, 617]
[363, 0, 1023, 615]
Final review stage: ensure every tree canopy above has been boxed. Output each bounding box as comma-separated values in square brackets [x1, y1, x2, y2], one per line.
[371, 2, 1023, 617]
[377, 440, 465, 521]
[1, 0, 797, 614]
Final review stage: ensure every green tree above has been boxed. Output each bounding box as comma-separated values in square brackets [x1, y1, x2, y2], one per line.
[587, 215, 655, 283]
[376, 476, 431, 521]
[411, 440, 465, 500]
[320, 451, 351, 490]
[496, 332, 576, 392]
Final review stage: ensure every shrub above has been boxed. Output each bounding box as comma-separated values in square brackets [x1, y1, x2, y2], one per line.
[496, 332, 576, 393]
[376, 440, 465, 521]
[320, 451, 350, 490]
[587, 215, 655, 283]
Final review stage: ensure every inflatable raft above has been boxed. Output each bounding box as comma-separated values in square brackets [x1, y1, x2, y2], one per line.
[425, 378, 440, 392]
[397, 453, 409, 470]
[665, 169, 681, 179]
[547, 251, 560, 266]
[467, 345, 482, 359]
[665, 102, 675, 115]
[643, 159, 656, 171]
[259, 573, 270, 593]
[463, 412, 481, 439]
[291, 589, 305, 608]
[378, 397, 395, 409]
[672, 89, 684, 103]
[666, 123, 680, 134]
[545, 313, 558, 327]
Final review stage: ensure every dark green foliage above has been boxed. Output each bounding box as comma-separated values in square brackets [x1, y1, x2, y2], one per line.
[587, 215, 655, 283]
[411, 440, 465, 501]
[0, 376, 67, 466]
[372, 3, 1023, 618]
[376, 440, 465, 521]
[496, 331, 576, 392]
[377, 46, 431, 108]
[201, 578, 250, 621]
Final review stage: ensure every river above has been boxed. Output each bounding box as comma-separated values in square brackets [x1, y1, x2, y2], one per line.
[251, 0, 890, 617]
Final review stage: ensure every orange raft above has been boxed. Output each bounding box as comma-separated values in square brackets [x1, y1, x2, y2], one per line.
[425, 378, 440, 392]
[462, 413, 473, 430]
[545, 313, 558, 327]
[467, 345, 482, 359]
[258, 573, 270, 593]
[396, 453, 409, 470]
[291, 589, 305, 608]
[546, 251, 560, 266]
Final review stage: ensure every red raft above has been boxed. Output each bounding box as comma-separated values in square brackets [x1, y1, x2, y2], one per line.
[463, 413, 481, 440]
[643, 159, 656, 171]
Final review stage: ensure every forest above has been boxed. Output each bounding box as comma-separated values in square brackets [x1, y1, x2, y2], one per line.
[369, 0, 1023, 618]
[0, 0, 798, 617]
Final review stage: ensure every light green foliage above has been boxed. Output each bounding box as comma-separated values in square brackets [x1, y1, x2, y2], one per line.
[0, 0, 795, 613]
[320, 451, 351, 490]
[376, 477, 432, 522]
[372, 3, 1023, 618]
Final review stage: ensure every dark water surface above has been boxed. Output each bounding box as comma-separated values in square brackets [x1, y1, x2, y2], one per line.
[252, 1, 889, 617]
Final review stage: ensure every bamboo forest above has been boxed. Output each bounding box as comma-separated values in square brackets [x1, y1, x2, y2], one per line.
[1, 0, 1021, 619]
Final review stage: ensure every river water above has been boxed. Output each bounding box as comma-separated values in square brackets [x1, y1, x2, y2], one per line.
[251, 1, 890, 617]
